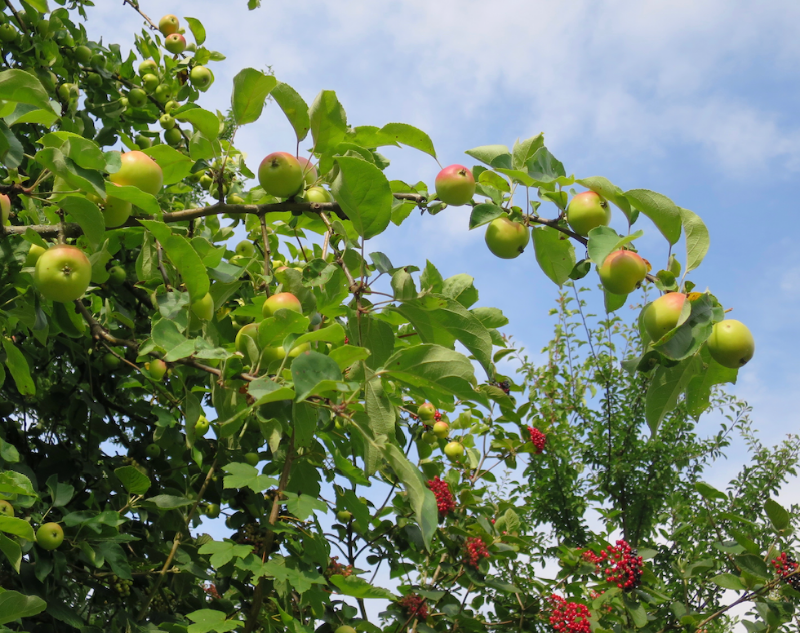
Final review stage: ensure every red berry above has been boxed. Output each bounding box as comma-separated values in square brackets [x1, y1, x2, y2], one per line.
[398, 593, 428, 620]
[772, 552, 800, 591]
[427, 476, 456, 516]
[463, 536, 490, 569]
[527, 426, 546, 453]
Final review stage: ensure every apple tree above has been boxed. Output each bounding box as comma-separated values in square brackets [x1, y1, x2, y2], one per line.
[0, 1, 796, 632]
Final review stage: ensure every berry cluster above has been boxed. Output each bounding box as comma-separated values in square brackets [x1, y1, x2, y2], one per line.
[398, 593, 428, 620]
[427, 476, 456, 515]
[236, 522, 269, 555]
[464, 537, 490, 568]
[771, 552, 800, 591]
[434, 410, 442, 422]
[105, 574, 132, 596]
[581, 540, 643, 591]
[151, 589, 177, 612]
[547, 594, 591, 633]
[492, 380, 511, 395]
[527, 426, 546, 453]
[325, 556, 354, 578]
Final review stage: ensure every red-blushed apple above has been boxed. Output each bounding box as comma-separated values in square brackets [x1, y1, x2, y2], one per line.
[598, 250, 647, 295]
[235, 323, 260, 355]
[304, 186, 333, 203]
[34, 244, 92, 302]
[191, 293, 214, 321]
[110, 151, 163, 195]
[36, 522, 64, 550]
[164, 33, 186, 54]
[0, 193, 9, 224]
[25, 243, 46, 267]
[444, 441, 464, 460]
[148, 359, 167, 381]
[296, 156, 318, 186]
[433, 421, 449, 439]
[258, 152, 304, 199]
[190, 65, 213, 91]
[158, 14, 179, 36]
[643, 292, 686, 341]
[485, 216, 530, 259]
[195, 415, 210, 437]
[707, 320, 755, 369]
[566, 191, 611, 237]
[244, 452, 259, 466]
[262, 292, 302, 318]
[435, 164, 475, 206]
[417, 402, 435, 421]
[0, 499, 13, 517]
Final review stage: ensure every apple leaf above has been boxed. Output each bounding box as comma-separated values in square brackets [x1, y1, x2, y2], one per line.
[271, 82, 310, 142]
[290, 349, 344, 402]
[679, 207, 709, 273]
[576, 176, 635, 223]
[0, 69, 60, 115]
[222, 463, 277, 493]
[175, 106, 220, 142]
[532, 226, 576, 287]
[2, 339, 35, 397]
[231, 68, 277, 126]
[711, 573, 746, 591]
[586, 226, 621, 266]
[0, 120, 23, 167]
[114, 466, 151, 496]
[379, 123, 436, 158]
[41, 131, 106, 172]
[332, 156, 393, 239]
[0, 515, 35, 540]
[145, 495, 193, 509]
[34, 146, 105, 198]
[512, 133, 544, 170]
[141, 145, 194, 184]
[526, 147, 566, 183]
[184, 17, 207, 45]
[105, 182, 160, 216]
[139, 220, 210, 301]
[247, 378, 295, 406]
[469, 203, 504, 229]
[465, 145, 511, 169]
[0, 533, 22, 572]
[624, 189, 682, 245]
[685, 346, 738, 418]
[59, 195, 104, 246]
[0, 590, 47, 626]
[765, 498, 791, 532]
[645, 355, 702, 435]
[309, 90, 348, 154]
[328, 345, 370, 371]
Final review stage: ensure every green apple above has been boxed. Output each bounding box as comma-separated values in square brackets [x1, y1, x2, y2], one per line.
[707, 320, 755, 369]
[244, 452, 259, 466]
[164, 33, 186, 54]
[444, 441, 464, 460]
[0, 193, 10, 224]
[643, 293, 686, 341]
[435, 164, 475, 206]
[336, 510, 352, 523]
[0, 500, 13, 517]
[262, 292, 302, 318]
[74, 45, 92, 66]
[189, 65, 213, 90]
[141, 73, 159, 93]
[485, 216, 530, 259]
[304, 186, 333, 203]
[235, 240, 255, 258]
[36, 522, 64, 550]
[154, 83, 172, 102]
[108, 265, 127, 285]
[235, 323, 260, 355]
[104, 194, 132, 228]
[158, 14, 180, 36]
[335, 626, 357, 633]
[164, 127, 182, 146]
[258, 152, 304, 199]
[421, 430, 437, 444]
[34, 245, 92, 302]
[138, 59, 158, 76]
[566, 191, 611, 237]
[164, 100, 179, 113]
[0, 24, 17, 43]
[145, 443, 161, 458]
[191, 293, 214, 321]
[58, 82, 78, 102]
[417, 402, 435, 421]
[433, 421, 449, 439]
[204, 503, 220, 518]
[296, 156, 318, 185]
[103, 352, 121, 369]
[159, 113, 175, 130]
[148, 359, 167, 381]
[195, 415, 210, 437]
[598, 250, 647, 295]
[127, 88, 147, 108]
[134, 133, 151, 149]
[109, 151, 163, 195]
[25, 243, 46, 267]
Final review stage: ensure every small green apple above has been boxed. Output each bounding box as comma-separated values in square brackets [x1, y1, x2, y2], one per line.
[138, 59, 158, 76]
[204, 503, 220, 518]
[707, 320, 755, 369]
[164, 127, 182, 146]
[195, 415, 210, 437]
[336, 510, 352, 523]
[566, 191, 611, 237]
[36, 522, 64, 550]
[189, 65, 213, 90]
[108, 265, 127, 285]
[103, 352, 121, 370]
[244, 452, 259, 466]
[34, 245, 92, 302]
[191, 293, 215, 321]
[433, 421, 449, 439]
[25, 243, 46, 267]
[444, 441, 464, 460]
[141, 73, 159, 93]
[417, 402, 435, 421]
[148, 359, 167, 381]
[304, 186, 333, 203]
[258, 152, 303, 199]
[145, 443, 161, 458]
[0, 500, 13, 517]
[235, 323, 260, 355]
[74, 45, 92, 66]
[485, 216, 529, 259]
[235, 240, 255, 258]
[128, 88, 147, 107]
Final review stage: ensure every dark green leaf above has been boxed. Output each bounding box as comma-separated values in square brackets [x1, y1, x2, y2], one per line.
[0, 533, 21, 572]
[765, 498, 791, 532]
[712, 573, 746, 591]
[645, 355, 702, 434]
[469, 203, 503, 229]
[59, 195, 104, 246]
[114, 466, 151, 495]
[2, 339, 35, 396]
[231, 69, 277, 126]
[290, 350, 344, 402]
[0, 591, 47, 625]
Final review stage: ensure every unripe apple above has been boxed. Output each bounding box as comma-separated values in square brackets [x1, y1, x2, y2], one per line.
[336, 510, 352, 523]
[74, 45, 92, 66]
[103, 352, 121, 370]
[154, 83, 172, 102]
[189, 65, 213, 91]
[138, 59, 158, 76]
[643, 293, 686, 341]
[304, 186, 333, 203]
[108, 265, 127, 285]
[435, 164, 475, 206]
[258, 152, 304, 199]
[485, 216, 530, 259]
[417, 402, 435, 421]
[0, 24, 17, 43]
[235, 323, 260, 355]
[141, 73, 159, 93]
[195, 415, 210, 437]
[145, 443, 161, 458]
[149, 359, 167, 381]
[0, 500, 13, 517]
[134, 133, 151, 149]
[262, 292, 302, 318]
[36, 523, 64, 550]
[90, 54, 105, 70]
[109, 151, 163, 195]
[104, 194, 132, 228]
[191, 293, 215, 321]
[128, 88, 147, 108]
[25, 243, 46, 267]
[159, 113, 175, 130]
[296, 156, 318, 185]
[0, 193, 9, 224]
[158, 14, 180, 36]
[707, 320, 755, 369]
[34, 245, 92, 302]
[204, 503, 221, 518]
[164, 33, 186, 55]
[335, 626, 357, 633]
[598, 250, 647, 295]
[444, 441, 464, 460]
[433, 421, 449, 439]
[164, 127, 182, 146]
[57, 82, 78, 102]
[164, 100, 179, 113]
[235, 240, 255, 258]
[566, 191, 611, 237]
[422, 430, 437, 444]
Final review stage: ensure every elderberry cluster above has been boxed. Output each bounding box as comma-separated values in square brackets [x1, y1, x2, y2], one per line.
[772, 552, 800, 591]
[235, 522, 269, 554]
[581, 539, 643, 592]
[491, 380, 511, 395]
[527, 426, 546, 453]
[548, 594, 591, 633]
[105, 574, 132, 597]
[464, 537, 490, 568]
[427, 476, 456, 515]
[398, 593, 428, 620]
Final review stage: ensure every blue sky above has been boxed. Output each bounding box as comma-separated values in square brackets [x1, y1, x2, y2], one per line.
[87, 0, 798, 549]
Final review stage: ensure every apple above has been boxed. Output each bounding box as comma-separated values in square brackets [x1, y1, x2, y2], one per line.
[190, 65, 213, 90]
[0, 193, 10, 224]
[435, 164, 475, 206]
[25, 243, 46, 267]
[195, 415, 210, 437]
[164, 33, 186, 54]
[110, 151, 163, 195]
[336, 510, 352, 523]
[104, 194, 132, 228]
[127, 88, 147, 108]
[643, 293, 686, 341]
[417, 402, 435, 421]
[262, 292, 302, 318]
[36, 522, 64, 550]
[149, 359, 167, 381]
[164, 127, 182, 146]
[57, 82, 78, 102]
[244, 452, 259, 466]
[191, 293, 214, 321]
[421, 430, 437, 444]
[165, 100, 179, 113]
[227, 194, 244, 204]
[335, 626, 357, 633]
[304, 186, 333, 204]
[154, 83, 172, 102]
[103, 352, 121, 370]
[158, 14, 180, 36]
[444, 441, 464, 460]
[145, 443, 161, 458]
[485, 216, 530, 259]
[433, 421, 449, 439]
[34, 245, 92, 302]
[0, 24, 17, 43]
[707, 320, 755, 369]
[566, 191, 611, 237]
[258, 152, 304, 199]
[138, 59, 158, 76]
[261, 343, 310, 367]
[141, 73, 159, 93]
[235, 323, 260, 355]
[159, 114, 175, 130]
[235, 240, 255, 258]
[74, 45, 92, 66]
[204, 503, 220, 518]
[296, 156, 318, 185]
[134, 133, 151, 149]
[108, 266, 127, 285]
[0, 500, 13, 517]
[598, 250, 647, 295]
[199, 174, 214, 190]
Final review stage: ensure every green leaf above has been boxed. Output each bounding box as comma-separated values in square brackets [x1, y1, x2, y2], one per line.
[290, 349, 344, 402]
[185, 17, 207, 45]
[0, 591, 47, 626]
[0, 471, 35, 497]
[0, 69, 59, 115]
[248, 378, 296, 406]
[309, 90, 348, 154]
[34, 147, 105, 198]
[576, 176, 634, 223]
[734, 554, 770, 580]
[187, 609, 243, 633]
[645, 355, 702, 434]
[586, 226, 622, 266]
[223, 462, 278, 493]
[362, 377, 396, 474]
[198, 541, 253, 568]
[291, 401, 317, 449]
[271, 82, 310, 142]
[695, 481, 727, 501]
[59, 195, 104, 246]
[765, 498, 791, 532]
[512, 134, 544, 170]
[0, 533, 21, 572]
[379, 123, 436, 158]
[532, 226, 576, 286]
[526, 147, 566, 183]
[685, 346, 738, 417]
[332, 156, 393, 239]
[328, 345, 370, 371]
[679, 207, 709, 273]
[231, 68, 277, 126]
[468, 203, 503, 229]
[142, 145, 194, 185]
[711, 573, 746, 591]
[0, 516, 35, 540]
[41, 132, 105, 171]
[2, 339, 35, 396]
[8, 104, 57, 127]
[624, 189, 682, 245]
[139, 221, 209, 301]
[0, 437, 19, 463]
[145, 494, 193, 509]
[106, 182, 160, 216]
[623, 596, 648, 628]
[114, 466, 151, 495]
[652, 293, 718, 360]
[284, 492, 327, 520]
[465, 145, 511, 169]
[175, 106, 220, 141]
[328, 575, 395, 600]
[0, 120, 23, 167]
